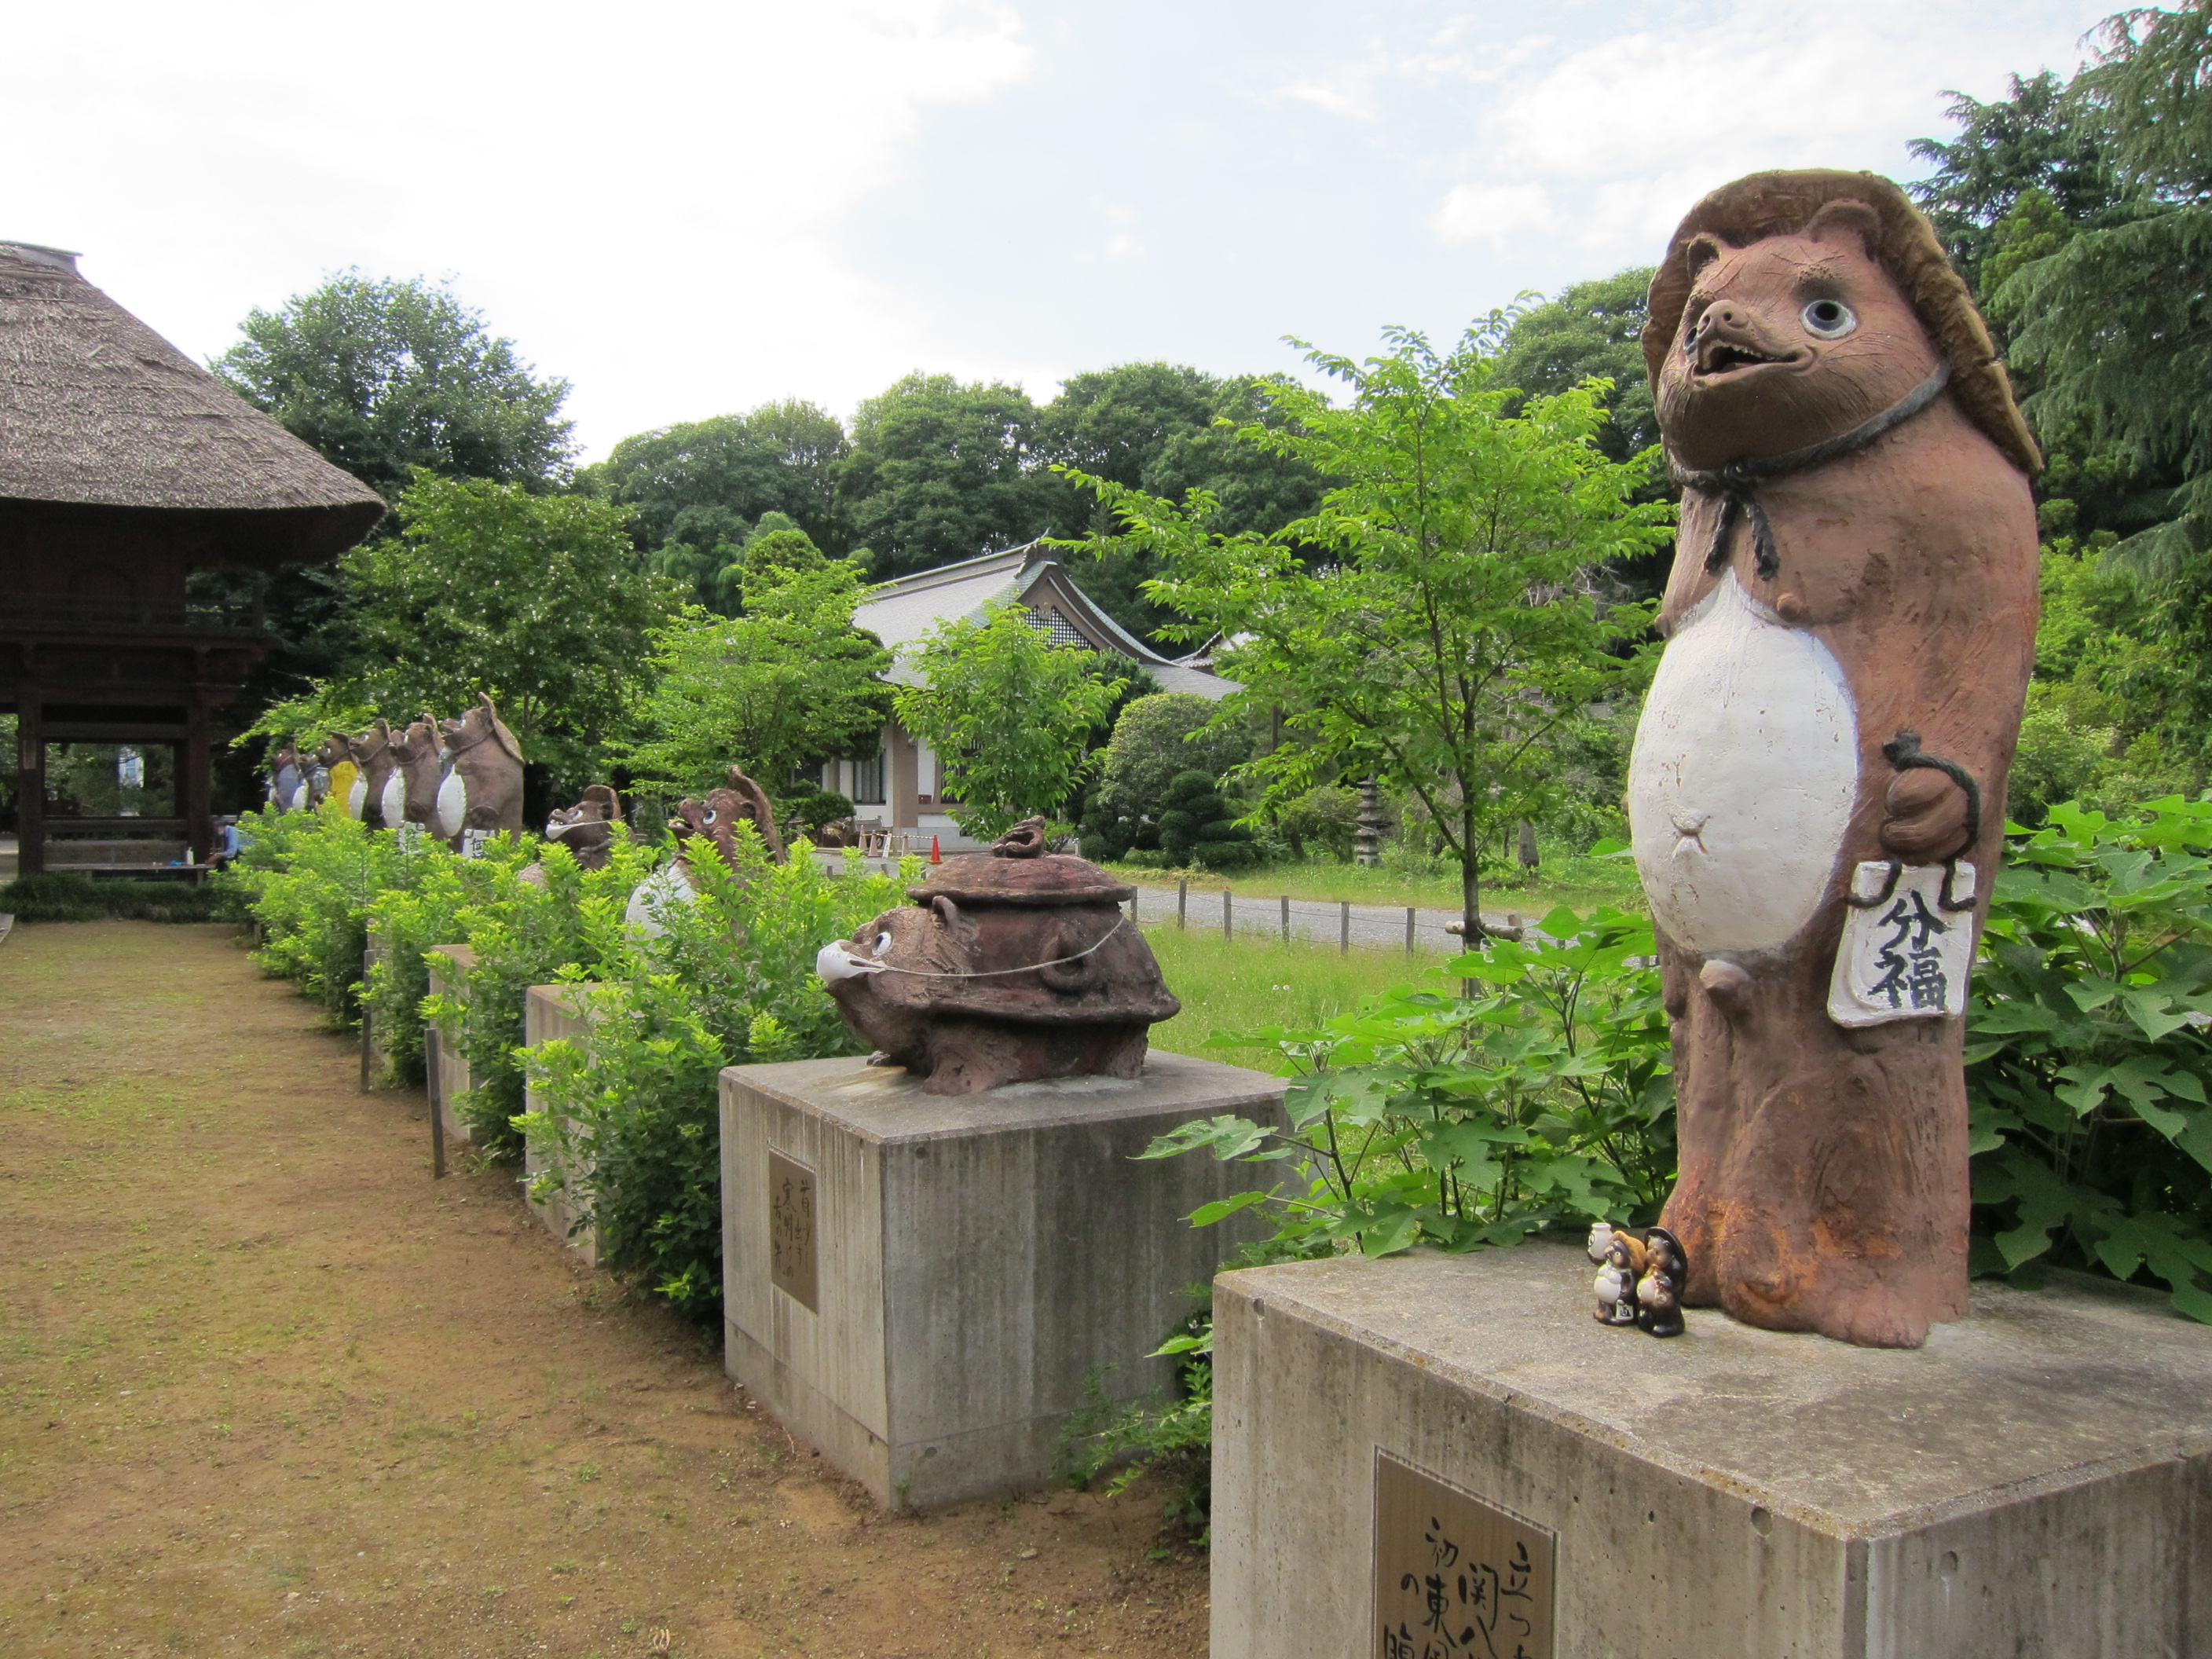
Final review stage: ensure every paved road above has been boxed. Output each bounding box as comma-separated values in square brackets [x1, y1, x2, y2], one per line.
[814, 851, 1536, 954]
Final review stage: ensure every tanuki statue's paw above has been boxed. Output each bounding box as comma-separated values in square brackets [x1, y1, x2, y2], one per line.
[1881, 767, 1971, 862]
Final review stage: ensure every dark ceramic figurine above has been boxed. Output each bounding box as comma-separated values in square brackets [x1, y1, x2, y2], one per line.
[816, 817, 1181, 1095]
[1636, 1227, 1690, 1338]
[1588, 1221, 1689, 1338]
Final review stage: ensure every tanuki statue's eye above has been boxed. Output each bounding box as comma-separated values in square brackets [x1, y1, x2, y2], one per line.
[1801, 298, 1857, 339]
[874, 932, 892, 954]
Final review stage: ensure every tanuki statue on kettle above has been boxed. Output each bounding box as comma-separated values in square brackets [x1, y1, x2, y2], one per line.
[817, 817, 1180, 1096]
[1627, 170, 2040, 1349]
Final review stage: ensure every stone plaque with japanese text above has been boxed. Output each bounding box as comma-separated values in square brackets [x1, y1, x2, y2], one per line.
[1374, 1450, 1555, 1659]
[767, 1149, 818, 1311]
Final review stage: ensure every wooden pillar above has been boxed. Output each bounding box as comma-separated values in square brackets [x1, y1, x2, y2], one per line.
[183, 682, 212, 866]
[888, 722, 919, 832]
[16, 681, 42, 877]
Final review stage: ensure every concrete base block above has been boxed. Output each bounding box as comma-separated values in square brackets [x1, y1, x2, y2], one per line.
[720, 1051, 1286, 1511]
[427, 945, 476, 1145]
[522, 984, 599, 1266]
[1211, 1243, 2212, 1659]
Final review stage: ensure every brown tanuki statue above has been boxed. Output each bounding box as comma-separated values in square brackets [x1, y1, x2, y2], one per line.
[268, 744, 307, 811]
[623, 766, 787, 935]
[391, 715, 445, 837]
[438, 694, 526, 848]
[816, 817, 1181, 1096]
[1627, 170, 2040, 1348]
[346, 720, 402, 830]
[544, 784, 624, 872]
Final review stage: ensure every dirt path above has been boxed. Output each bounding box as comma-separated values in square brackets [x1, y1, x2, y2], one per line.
[0, 922, 1208, 1658]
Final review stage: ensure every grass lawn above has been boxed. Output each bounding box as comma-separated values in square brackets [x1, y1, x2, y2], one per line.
[1104, 840, 1646, 921]
[1140, 922, 1456, 1073]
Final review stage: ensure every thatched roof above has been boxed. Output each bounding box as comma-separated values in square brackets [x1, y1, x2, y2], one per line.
[0, 242, 384, 562]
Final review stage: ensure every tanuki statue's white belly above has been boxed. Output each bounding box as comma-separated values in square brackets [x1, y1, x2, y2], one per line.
[1628, 575, 1860, 956]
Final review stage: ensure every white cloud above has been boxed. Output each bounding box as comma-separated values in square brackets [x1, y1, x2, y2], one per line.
[1423, 0, 2099, 262]
[9, 0, 1033, 454]
[1432, 181, 1557, 244]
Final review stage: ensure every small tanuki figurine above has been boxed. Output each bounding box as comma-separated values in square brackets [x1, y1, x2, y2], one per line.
[1625, 170, 2041, 1349]
[815, 816, 1181, 1095]
[391, 715, 445, 839]
[1588, 1222, 1688, 1336]
[1588, 1222, 1645, 1328]
[1635, 1228, 1689, 1339]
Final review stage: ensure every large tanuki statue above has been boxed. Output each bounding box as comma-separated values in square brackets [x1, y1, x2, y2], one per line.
[1626, 170, 2040, 1348]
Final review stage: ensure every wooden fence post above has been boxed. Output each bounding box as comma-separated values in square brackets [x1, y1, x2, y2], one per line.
[1340, 900, 1350, 955]
[1223, 888, 1232, 942]
[1404, 907, 1415, 957]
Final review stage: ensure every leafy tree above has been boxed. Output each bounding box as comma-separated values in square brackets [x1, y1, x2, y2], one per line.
[892, 603, 1124, 839]
[586, 401, 850, 558]
[839, 375, 1053, 577]
[1910, 70, 2126, 292]
[338, 474, 675, 788]
[1054, 374, 1326, 646]
[213, 273, 574, 499]
[1994, 2, 2212, 574]
[1072, 320, 1671, 941]
[1157, 769, 1260, 870]
[1493, 269, 1660, 464]
[1079, 692, 1251, 859]
[621, 561, 892, 798]
[1038, 362, 1222, 493]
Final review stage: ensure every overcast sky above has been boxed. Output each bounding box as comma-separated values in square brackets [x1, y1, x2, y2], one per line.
[13, 0, 2111, 460]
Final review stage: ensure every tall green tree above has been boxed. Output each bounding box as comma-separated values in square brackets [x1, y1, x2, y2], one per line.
[1910, 71, 2126, 291]
[1493, 269, 1660, 465]
[1071, 320, 1671, 940]
[621, 562, 892, 798]
[892, 604, 1124, 839]
[339, 474, 676, 787]
[1994, 0, 2212, 574]
[839, 374, 1053, 577]
[585, 401, 850, 558]
[214, 273, 574, 498]
[1046, 369, 1326, 645]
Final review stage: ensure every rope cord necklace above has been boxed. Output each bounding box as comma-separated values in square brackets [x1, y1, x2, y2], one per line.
[1672, 362, 1952, 582]
[830, 914, 1131, 980]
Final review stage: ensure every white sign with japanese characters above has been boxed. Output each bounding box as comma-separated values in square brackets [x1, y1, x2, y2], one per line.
[1827, 861, 1977, 1027]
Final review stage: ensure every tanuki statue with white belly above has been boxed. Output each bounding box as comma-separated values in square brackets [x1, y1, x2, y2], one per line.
[1628, 170, 2041, 1348]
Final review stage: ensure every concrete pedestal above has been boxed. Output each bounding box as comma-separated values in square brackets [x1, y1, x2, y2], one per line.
[426, 944, 475, 1145]
[1211, 1243, 2212, 1659]
[522, 984, 599, 1265]
[720, 1051, 1286, 1510]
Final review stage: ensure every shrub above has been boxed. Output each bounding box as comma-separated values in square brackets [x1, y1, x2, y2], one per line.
[1106, 906, 1672, 1534]
[0, 872, 230, 925]
[1158, 769, 1260, 871]
[521, 837, 911, 1318]
[221, 804, 413, 1024]
[1081, 693, 1251, 859]
[1967, 797, 2212, 1320]
[427, 835, 658, 1157]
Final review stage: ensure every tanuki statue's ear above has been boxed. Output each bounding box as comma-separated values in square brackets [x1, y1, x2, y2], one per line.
[1802, 198, 1883, 258]
[1683, 230, 1734, 278]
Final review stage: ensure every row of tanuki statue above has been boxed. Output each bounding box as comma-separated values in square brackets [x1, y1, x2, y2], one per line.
[264, 694, 789, 931]
[266, 694, 526, 851]
[262, 705, 1185, 1097]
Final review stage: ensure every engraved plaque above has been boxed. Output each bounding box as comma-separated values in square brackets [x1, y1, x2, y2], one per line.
[1374, 1450, 1555, 1659]
[767, 1149, 818, 1311]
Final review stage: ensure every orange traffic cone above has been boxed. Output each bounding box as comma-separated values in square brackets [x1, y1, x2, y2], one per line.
[929, 835, 942, 864]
